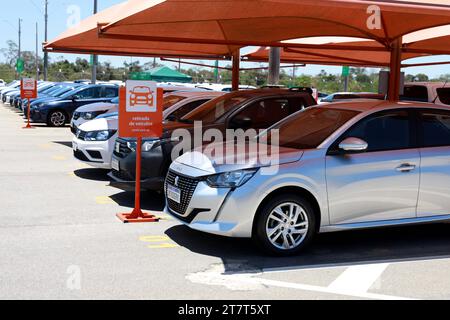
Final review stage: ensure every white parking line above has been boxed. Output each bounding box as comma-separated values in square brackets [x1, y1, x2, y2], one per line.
[327, 263, 389, 294]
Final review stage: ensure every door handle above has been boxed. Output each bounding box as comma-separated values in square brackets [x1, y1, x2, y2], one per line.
[396, 164, 416, 172]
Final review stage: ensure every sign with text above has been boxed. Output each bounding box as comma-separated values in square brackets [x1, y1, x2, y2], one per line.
[119, 81, 163, 138]
[20, 78, 37, 99]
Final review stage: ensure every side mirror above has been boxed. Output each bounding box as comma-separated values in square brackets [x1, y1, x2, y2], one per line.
[230, 115, 252, 129]
[339, 137, 368, 153]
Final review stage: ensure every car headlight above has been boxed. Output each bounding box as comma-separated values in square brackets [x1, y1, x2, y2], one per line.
[81, 110, 106, 120]
[85, 130, 117, 141]
[205, 169, 258, 188]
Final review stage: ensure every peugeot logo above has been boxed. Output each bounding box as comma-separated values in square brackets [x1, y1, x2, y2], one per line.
[174, 176, 180, 187]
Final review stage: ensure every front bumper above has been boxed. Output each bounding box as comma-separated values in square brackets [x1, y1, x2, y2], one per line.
[72, 136, 115, 169]
[29, 108, 47, 123]
[164, 169, 262, 238]
[108, 145, 167, 191]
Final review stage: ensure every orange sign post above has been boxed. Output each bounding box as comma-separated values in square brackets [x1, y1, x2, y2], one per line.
[116, 80, 163, 223]
[21, 78, 37, 129]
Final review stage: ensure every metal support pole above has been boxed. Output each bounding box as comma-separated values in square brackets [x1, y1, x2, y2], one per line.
[44, 0, 48, 81]
[387, 37, 402, 102]
[268, 47, 281, 85]
[91, 0, 98, 84]
[36, 23, 39, 80]
[344, 75, 349, 92]
[232, 50, 240, 91]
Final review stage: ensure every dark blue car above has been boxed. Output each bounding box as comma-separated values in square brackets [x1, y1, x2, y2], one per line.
[29, 84, 119, 127]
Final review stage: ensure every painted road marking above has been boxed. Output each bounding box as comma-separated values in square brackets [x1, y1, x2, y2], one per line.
[139, 235, 179, 249]
[95, 196, 115, 204]
[147, 243, 179, 249]
[328, 263, 389, 294]
[52, 155, 66, 161]
[38, 143, 52, 149]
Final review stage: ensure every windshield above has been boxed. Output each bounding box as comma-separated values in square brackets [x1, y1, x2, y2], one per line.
[262, 107, 360, 149]
[181, 92, 249, 123]
[163, 95, 186, 110]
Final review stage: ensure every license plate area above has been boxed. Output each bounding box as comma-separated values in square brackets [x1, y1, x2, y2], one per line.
[167, 184, 181, 204]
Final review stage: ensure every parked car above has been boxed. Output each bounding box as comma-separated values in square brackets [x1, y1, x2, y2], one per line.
[23, 83, 84, 116]
[29, 84, 119, 127]
[14, 82, 56, 108]
[401, 82, 450, 106]
[0, 81, 21, 102]
[72, 91, 223, 169]
[164, 100, 450, 255]
[163, 91, 225, 122]
[72, 113, 118, 169]
[109, 88, 317, 191]
[320, 92, 385, 103]
[71, 97, 119, 134]
[0, 79, 5, 87]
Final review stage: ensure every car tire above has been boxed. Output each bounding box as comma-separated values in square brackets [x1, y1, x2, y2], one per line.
[253, 194, 316, 256]
[47, 110, 67, 127]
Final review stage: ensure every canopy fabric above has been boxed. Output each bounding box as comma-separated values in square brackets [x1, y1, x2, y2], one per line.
[100, 0, 450, 49]
[131, 66, 192, 82]
[44, 1, 236, 59]
[243, 42, 429, 67]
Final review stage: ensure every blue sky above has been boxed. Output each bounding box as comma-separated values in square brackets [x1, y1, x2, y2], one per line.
[1, 0, 449, 78]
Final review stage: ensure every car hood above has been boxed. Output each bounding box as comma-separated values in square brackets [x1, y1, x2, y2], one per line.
[78, 116, 118, 132]
[75, 102, 118, 113]
[174, 141, 304, 175]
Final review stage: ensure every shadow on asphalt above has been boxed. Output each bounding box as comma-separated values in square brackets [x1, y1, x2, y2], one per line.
[165, 222, 450, 273]
[109, 191, 165, 211]
[53, 141, 73, 148]
[74, 168, 111, 181]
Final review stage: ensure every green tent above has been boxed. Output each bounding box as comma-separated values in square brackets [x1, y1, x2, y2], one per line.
[130, 66, 192, 83]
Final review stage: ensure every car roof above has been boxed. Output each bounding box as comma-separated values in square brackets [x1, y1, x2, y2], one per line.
[319, 100, 450, 113]
[165, 91, 224, 98]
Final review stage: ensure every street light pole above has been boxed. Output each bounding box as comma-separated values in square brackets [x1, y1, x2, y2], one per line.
[91, 0, 98, 84]
[44, 0, 48, 81]
[17, 18, 22, 80]
[36, 22, 39, 80]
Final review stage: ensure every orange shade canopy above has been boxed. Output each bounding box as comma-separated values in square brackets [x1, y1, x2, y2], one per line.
[99, 0, 450, 50]
[243, 41, 430, 67]
[44, 1, 236, 59]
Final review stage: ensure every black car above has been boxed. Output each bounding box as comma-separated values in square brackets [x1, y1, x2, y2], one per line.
[109, 88, 317, 191]
[29, 84, 119, 127]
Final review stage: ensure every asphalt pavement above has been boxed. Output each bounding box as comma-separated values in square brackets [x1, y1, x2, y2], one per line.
[1, 102, 450, 300]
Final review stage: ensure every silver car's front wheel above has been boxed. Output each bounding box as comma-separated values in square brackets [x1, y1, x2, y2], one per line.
[266, 203, 309, 250]
[254, 194, 316, 256]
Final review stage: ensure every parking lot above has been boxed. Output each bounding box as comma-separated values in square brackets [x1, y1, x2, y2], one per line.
[2, 102, 450, 300]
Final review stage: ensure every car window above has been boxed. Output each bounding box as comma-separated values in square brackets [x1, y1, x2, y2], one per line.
[168, 99, 210, 120]
[289, 97, 308, 113]
[262, 108, 359, 149]
[334, 94, 359, 100]
[104, 87, 118, 98]
[231, 98, 291, 130]
[401, 85, 428, 102]
[420, 110, 450, 148]
[163, 95, 186, 110]
[75, 87, 97, 99]
[436, 88, 450, 105]
[339, 110, 411, 152]
[182, 92, 250, 123]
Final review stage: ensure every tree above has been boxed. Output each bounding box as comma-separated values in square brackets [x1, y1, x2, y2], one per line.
[1, 40, 18, 66]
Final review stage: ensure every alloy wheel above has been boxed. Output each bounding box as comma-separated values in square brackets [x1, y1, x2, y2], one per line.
[50, 111, 66, 127]
[265, 202, 309, 250]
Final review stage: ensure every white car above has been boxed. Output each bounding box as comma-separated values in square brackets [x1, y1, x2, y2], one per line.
[72, 113, 118, 169]
[0, 79, 6, 87]
[72, 92, 221, 169]
[71, 97, 119, 133]
[402, 82, 450, 106]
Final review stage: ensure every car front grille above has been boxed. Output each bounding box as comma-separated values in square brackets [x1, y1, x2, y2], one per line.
[165, 170, 200, 216]
[113, 139, 133, 158]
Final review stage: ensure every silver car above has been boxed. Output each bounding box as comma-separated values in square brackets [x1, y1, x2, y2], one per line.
[164, 100, 450, 255]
